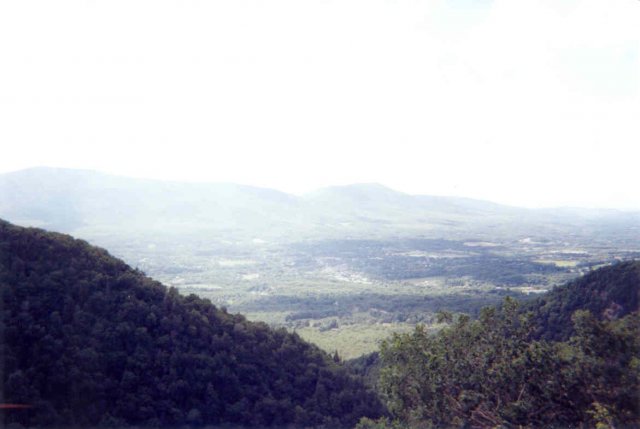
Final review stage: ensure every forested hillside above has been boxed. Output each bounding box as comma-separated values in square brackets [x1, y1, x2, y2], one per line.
[0, 220, 383, 428]
[358, 262, 640, 428]
[526, 261, 640, 341]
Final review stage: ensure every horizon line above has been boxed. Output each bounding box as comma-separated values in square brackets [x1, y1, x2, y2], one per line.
[2, 165, 638, 213]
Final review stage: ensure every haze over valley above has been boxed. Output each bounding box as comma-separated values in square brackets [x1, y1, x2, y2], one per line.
[2, 167, 638, 358]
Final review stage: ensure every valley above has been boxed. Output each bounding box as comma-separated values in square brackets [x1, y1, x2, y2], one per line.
[104, 232, 639, 358]
[5, 217, 636, 428]
[1, 169, 639, 427]
[2, 168, 639, 359]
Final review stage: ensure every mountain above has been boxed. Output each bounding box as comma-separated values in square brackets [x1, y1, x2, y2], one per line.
[0, 219, 383, 428]
[526, 260, 640, 341]
[2, 167, 638, 244]
[0, 167, 303, 238]
[300, 183, 520, 230]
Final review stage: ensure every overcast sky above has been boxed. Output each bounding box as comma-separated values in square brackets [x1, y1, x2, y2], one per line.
[1, 0, 638, 209]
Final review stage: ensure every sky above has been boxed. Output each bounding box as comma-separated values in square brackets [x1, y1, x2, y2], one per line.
[0, 0, 638, 209]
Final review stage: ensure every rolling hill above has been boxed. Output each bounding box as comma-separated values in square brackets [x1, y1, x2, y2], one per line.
[526, 260, 640, 341]
[0, 219, 383, 428]
[1, 167, 638, 244]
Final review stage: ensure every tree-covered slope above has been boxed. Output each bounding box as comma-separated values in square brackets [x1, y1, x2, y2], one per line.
[367, 301, 639, 429]
[526, 260, 640, 341]
[358, 262, 640, 428]
[0, 220, 383, 428]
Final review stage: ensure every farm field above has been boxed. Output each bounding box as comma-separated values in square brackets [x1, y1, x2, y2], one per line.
[118, 235, 638, 358]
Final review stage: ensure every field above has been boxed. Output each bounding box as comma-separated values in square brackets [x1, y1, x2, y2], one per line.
[3, 168, 639, 359]
[102, 234, 640, 359]
[293, 322, 416, 360]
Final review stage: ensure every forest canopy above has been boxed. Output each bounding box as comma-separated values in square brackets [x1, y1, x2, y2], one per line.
[358, 262, 640, 429]
[0, 219, 383, 428]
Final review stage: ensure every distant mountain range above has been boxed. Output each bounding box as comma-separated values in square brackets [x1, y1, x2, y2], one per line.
[1, 167, 638, 243]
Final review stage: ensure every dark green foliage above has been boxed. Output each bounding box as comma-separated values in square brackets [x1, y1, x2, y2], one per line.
[345, 353, 381, 391]
[526, 260, 640, 341]
[373, 302, 639, 428]
[0, 220, 383, 428]
[366, 262, 640, 428]
[565, 310, 640, 426]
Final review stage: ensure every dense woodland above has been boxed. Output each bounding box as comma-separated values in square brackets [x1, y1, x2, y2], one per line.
[1, 219, 639, 428]
[525, 261, 640, 341]
[0, 220, 382, 428]
[357, 262, 640, 428]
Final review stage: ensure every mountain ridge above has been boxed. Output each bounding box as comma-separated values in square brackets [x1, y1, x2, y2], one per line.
[526, 260, 640, 341]
[6, 166, 638, 214]
[2, 167, 637, 244]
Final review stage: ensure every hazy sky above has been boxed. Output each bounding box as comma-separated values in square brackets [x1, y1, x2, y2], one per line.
[1, 0, 638, 209]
